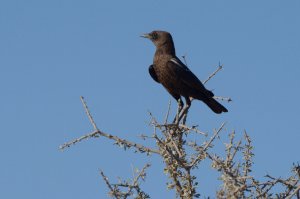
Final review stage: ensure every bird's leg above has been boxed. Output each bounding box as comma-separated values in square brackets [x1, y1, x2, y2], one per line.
[173, 98, 183, 124]
[178, 97, 192, 124]
[177, 98, 184, 115]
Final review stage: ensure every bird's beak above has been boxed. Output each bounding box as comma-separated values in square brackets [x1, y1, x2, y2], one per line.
[140, 33, 151, 39]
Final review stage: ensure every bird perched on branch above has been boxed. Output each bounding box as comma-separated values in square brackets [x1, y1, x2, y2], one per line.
[141, 30, 228, 114]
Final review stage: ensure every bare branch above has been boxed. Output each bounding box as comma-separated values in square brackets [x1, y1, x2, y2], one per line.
[60, 129, 160, 154]
[213, 96, 232, 102]
[60, 97, 159, 154]
[182, 54, 188, 66]
[80, 96, 99, 131]
[203, 64, 223, 85]
[100, 164, 151, 199]
[190, 122, 226, 168]
[286, 185, 300, 199]
[100, 170, 120, 199]
[164, 100, 172, 124]
[123, 163, 151, 198]
[61, 68, 298, 199]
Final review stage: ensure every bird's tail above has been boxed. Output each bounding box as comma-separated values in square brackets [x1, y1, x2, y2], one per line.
[203, 97, 228, 114]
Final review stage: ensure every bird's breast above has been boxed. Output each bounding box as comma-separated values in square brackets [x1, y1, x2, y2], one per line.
[153, 57, 182, 94]
[153, 56, 171, 82]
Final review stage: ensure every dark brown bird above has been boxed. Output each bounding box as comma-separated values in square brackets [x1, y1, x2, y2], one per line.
[141, 30, 228, 114]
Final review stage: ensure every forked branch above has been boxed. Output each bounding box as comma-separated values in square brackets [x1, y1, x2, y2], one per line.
[59, 97, 159, 155]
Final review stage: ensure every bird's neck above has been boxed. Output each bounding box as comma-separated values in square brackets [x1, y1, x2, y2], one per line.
[155, 42, 176, 56]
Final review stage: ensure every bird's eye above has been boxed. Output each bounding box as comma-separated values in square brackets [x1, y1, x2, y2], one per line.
[151, 32, 158, 40]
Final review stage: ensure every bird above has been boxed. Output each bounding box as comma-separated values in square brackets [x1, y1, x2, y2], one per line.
[141, 30, 228, 114]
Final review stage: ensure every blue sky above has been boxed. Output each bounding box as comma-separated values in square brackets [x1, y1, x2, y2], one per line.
[1, 0, 299, 198]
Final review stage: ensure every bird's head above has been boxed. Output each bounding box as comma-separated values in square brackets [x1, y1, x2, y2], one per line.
[141, 30, 174, 48]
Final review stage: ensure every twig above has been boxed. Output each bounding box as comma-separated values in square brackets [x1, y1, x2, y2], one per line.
[60, 97, 160, 154]
[153, 134, 184, 195]
[124, 163, 151, 197]
[286, 185, 300, 199]
[203, 64, 223, 85]
[256, 178, 280, 198]
[178, 124, 207, 136]
[80, 96, 99, 131]
[182, 54, 188, 66]
[164, 100, 172, 124]
[150, 111, 182, 157]
[182, 107, 189, 125]
[60, 129, 160, 154]
[213, 96, 232, 102]
[133, 164, 150, 184]
[166, 131, 183, 158]
[100, 170, 120, 199]
[154, 134, 185, 167]
[153, 123, 207, 136]
[190, 122, 226, 168]
[59, 130, 99, 150]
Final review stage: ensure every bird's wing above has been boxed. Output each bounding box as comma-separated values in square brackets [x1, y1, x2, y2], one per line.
[166, 57, 214, 97]
[148, 64, 160, 83]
